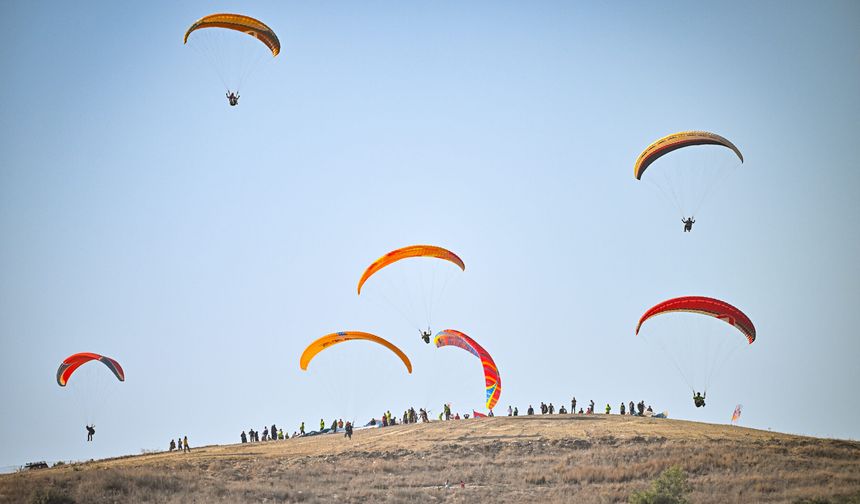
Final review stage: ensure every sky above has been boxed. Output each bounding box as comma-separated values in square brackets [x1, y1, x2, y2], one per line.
[1, 1, 859, 467]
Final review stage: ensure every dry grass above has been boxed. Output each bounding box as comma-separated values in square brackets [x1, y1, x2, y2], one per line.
[2, 416, 859, 503]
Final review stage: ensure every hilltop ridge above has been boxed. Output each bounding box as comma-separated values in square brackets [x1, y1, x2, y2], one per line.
[2, 415, 859, 503]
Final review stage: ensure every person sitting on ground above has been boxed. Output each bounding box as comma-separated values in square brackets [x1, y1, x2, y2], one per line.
[86, 424, 95, 442]
[488, 409, 494, 417]
[693, 391, 706, 408]
[559, 405, 567, 414]
[226, 91, 240, 106]
[454, 413, 460, 420]
[682, 217, 695, 232]
[338, 419, 344, 429]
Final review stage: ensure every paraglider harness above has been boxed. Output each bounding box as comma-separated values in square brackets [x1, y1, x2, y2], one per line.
[693, 392, 706, 408]
[226, 91, 240, 106]
[420, 328, 432, 344]
[682, 217, 696, 232]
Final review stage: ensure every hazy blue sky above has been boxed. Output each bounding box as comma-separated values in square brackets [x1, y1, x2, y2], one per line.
[1, 1, 858, 466]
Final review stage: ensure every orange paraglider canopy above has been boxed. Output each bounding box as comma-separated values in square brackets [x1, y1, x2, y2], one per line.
[357, 245, 464, 295]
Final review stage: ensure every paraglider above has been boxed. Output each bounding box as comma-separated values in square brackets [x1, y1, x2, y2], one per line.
[184, 13, 280, 105]
[357, 245, 465, 334]
[433, 329, 501, 411]
[636, 296, 755, 405]
[634, 131, 744, 228]
[57, 353, 125, 437]
[299, 331, 412, 374]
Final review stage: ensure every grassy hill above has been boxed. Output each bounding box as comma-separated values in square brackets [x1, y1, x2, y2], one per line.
[2, 415, 859, 503]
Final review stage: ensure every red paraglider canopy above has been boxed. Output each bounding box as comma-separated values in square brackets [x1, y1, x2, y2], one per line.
[57, 352, 125, 387]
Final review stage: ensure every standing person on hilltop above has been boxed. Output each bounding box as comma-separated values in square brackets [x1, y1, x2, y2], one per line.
[444, 404, 451, 421]
[527, 405, 534, 415]
[513, 407, 519, 416]
[620, 402, 626, 415]
[272, 424, 277, 440]
[177, 436, 182, 452]
[638, 401, 645, 416]
[320, 419, 325, 432]
[588, 400, 595, 414]
[508, 405, 513, 416]
[571, 397, 577, 413]
[331, 419, 338, 433]
[300, 422, 305, 435]
[183, 436, 190, 453]
[629, 401, 635, 416]
[548, 403, 555, 414]
[540, 402, 547, 414]
[263, 427, 269, 441]
[344, 421, 353, 439]
[605, 403, 611, 415]
[240, 431, 247, 443]
[170, 439, 176, 451]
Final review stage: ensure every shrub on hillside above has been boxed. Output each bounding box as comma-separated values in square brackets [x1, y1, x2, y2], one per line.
[628, 465, 692, 504]
[29, 487, 75, 504]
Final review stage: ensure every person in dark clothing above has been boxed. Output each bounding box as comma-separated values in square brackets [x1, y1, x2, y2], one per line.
[629, 401, 635, 416]
[170, 439, 176, 451]
[682, 217, 695, 232]
[183, 436, 190, 453]
[693, 391, 706, 407]
[620, 402, 626, 415]
[588, 400, 595, 414]
[527, 405, 534, 415]
[637, 401, 645, 416]
[241, 431, 247, 443]
[513, 407, 518, 416]
[571, 397, 577, 413]
[559, 405, 567, 414]
[540, 402, 547, 414]
[86, 425, 95, 442]
[344, 421, 353, 439]
[548, 403, 555, 414]
[420, 328, 432, 344]
[271, 424, 277, 440]
[226, 91, 240, 106]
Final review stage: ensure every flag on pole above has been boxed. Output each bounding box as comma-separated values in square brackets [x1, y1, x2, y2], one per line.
[731, 404, 743, 424]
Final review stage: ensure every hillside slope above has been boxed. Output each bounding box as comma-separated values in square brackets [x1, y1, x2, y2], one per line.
[2, 416, 859, 503]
